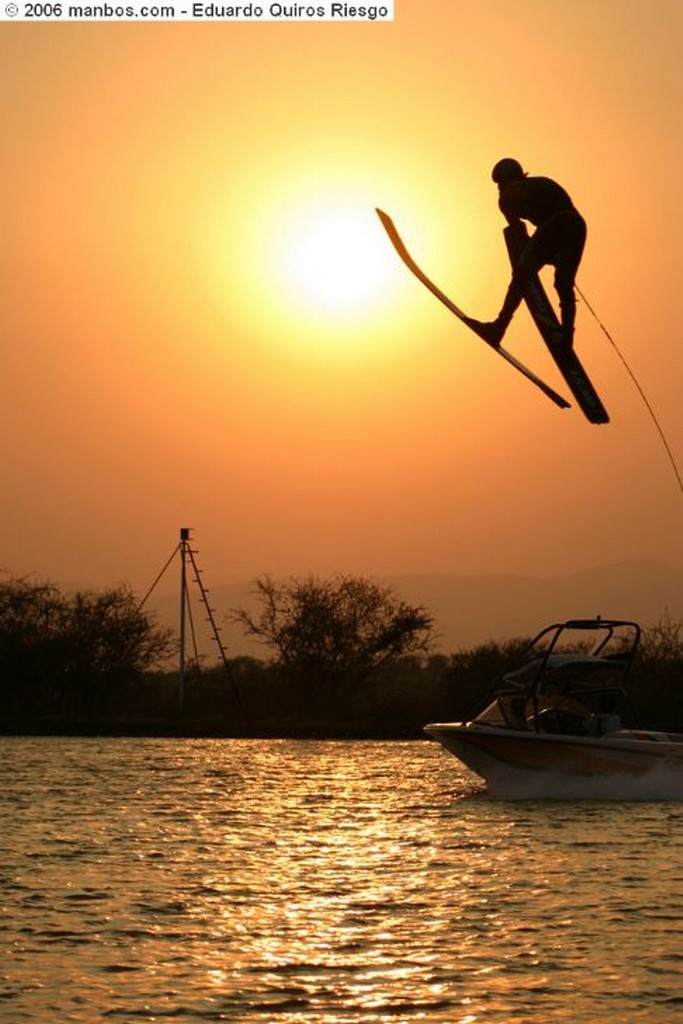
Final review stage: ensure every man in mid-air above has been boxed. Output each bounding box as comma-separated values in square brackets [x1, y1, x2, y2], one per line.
[471, 158, 587, 349]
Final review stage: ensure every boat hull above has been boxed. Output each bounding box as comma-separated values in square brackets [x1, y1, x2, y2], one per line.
[425, 724, 683, 800]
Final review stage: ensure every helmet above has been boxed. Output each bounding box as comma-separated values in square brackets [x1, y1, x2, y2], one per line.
[492, 158, 525, 184]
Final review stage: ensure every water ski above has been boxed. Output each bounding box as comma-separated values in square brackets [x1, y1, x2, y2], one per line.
[503, 221, 609, 425]
[376, 208, 570, 412]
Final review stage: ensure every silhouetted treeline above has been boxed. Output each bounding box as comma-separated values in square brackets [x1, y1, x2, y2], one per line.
[2, 574, 683, 736]
[0, 576, 175, 726]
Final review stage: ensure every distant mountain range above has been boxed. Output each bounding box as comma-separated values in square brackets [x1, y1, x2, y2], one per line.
[147, 559, 683, 661]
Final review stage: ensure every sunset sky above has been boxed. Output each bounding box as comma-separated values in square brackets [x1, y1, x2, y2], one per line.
[3, 1, 683, 602]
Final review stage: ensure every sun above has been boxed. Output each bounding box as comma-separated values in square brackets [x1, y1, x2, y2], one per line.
[203, 159, 460, 366]
[271, 197, 397, 321]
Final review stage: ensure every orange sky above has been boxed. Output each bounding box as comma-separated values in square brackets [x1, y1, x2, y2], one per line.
[2, 1, 683, 599]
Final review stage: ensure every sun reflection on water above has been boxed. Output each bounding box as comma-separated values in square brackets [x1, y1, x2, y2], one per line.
[2, 738, 683, 1022]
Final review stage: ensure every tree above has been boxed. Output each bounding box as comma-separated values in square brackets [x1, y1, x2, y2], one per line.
[58, 586, 176, 690]
[0, 576, 175, 712]
[640, 611, 683, 664]
[630, 612, 683, 729]
[231, 574, 434, 697]
[0, 577, 65, 695]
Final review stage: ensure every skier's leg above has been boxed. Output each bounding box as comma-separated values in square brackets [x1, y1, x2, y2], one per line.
[492, 239, 545, 336]
[554, 216, 587, 347]
[470, 233, 546, 347]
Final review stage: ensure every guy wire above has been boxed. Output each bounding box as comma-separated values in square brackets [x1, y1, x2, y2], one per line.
[577, 286, 683, 499]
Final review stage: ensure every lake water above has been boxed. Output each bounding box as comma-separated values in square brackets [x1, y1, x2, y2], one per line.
[2, 737, 682, 1023]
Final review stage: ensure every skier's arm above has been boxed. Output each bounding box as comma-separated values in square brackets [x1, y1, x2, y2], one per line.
[498, 181, 525, 225]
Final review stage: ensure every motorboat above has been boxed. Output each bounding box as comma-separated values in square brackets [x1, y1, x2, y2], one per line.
[425, 617, 683, 799]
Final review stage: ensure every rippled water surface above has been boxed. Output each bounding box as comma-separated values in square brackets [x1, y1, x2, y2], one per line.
[2, 737, 683, 1022]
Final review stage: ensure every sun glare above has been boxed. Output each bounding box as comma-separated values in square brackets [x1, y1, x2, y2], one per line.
[204, 154, 470, 367]
[275, 201, 395, 318]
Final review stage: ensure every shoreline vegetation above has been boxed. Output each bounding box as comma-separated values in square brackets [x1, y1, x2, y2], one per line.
[2, 574, 683, 739]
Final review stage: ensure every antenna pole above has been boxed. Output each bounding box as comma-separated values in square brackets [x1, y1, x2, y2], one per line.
[179, 527, 190, 711]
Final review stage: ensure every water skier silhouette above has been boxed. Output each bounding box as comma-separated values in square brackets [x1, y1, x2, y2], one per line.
[471, 158, 586, 350]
